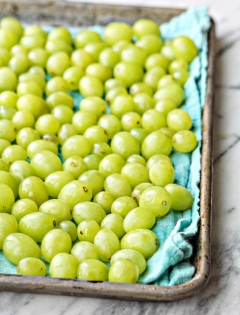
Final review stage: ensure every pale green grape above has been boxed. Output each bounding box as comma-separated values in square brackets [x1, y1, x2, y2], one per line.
[46, 91, 74, 110]
[121, 162, 150, 188]
[9, 160, 35, 183]
[136, 34, 162, 55]
[98, 153, 125, 177]
[153, 83, 184, 107]
[51, 105, 73, 124]
[39, 199, 72, 223]
[133, 92, 155, 115]
[157, 75, 177, 89]
[83, 125, 108, 145]
[77, 258, 109, 281]
[61, 134, 91, 159]
[100, 213, 125, 238]
[149, 160, 175, 187]
[12, 109, 35, 129]
[104, 173, 132, 199]
[79, 75, 104, 98]
[98, 114, 121, 140]
[111, 131, 140, 159]
[131, 182, 153, 204]
[16, 127, 40, 149]
[0, 105, 16, 119]
[0, 16, 24, 39]
[46, 51, 70, 76]
[80, 96, 107, 118]
[72, 110, 97, 134]
[11, 198, 38, 221]
[74, 29, 102, 49]
[57, 123, 77, 145]
[1, 144, 27, 165]
[105, 86, 128, 104]
[172, 35, 198, 63]
[63, 66, 84, 91]
[16, 94, 47, 119]
[72, 201, 106, 225]
[49, 253, 78, 279]
[167, 108, 192, 131]
[129, 82, 153, 96]
[24, 24, 47, 38]
[172, 130, 198, 153]
[45, 39, 73, 55]
[141, 130, 172, 159]
[35, 113, 60, 136]
[146, 153, 172, 169]
[112, 39, 132, 54]
[110, 94, 135, 118]
[93, 191, 114, 214]
[113, 61, 143, 87]
[17, 257, 46, 277]
[71, 48, 94, 70]
[71, 241, 98, 263]
[28, 47, 48, 68]
[141, 109, 166, 132]
[99, 48, 120, 69]
[121, 45, 147, 67]
[0, 170, 19, 199]
[48, 26, 72, 44]
[3, 232, 41, 265]
[94, 228, 120, 262]
[143, 66, 166, 91]
[45, 76, 69, 96]
[0, 213, 18, 249]
[104, 78, 125, 92]
[77, 219, 100, 243]
[121, 228, 159, 259]
[154, 98, 177, 115]
[104, 22, 133, 46]
[0, 119, 17, 142]
[20, 35, 45, 50]
[83, 154, 102, 170]
[121, 111, 142, 131]
[9, 53, 30, 75]
[168, 59, 188, 74]
[108, 258, 139, 283]
[145, 53, 170, 71]
[18, 72, 46, 91]
[85, 63, 112, 82]
[164, 183, 194, 211]
[84, 42, 108, 61]
[111, 196, 138, 218]
[130, 127, 149, 145]
[0, 28, 18, 50]
[92, 142, 112, 156]
[63, 156, 87, 179]
[27, 139, 58, 158]
[0, 90, 18, 108]
[79, 170, 105, 197]
[123, 206, 156, 232]
[126, 154, 146, 165]
[58, 220, 77, 242]
[133, 18, 160, 38]
[0, 158, 9, 172]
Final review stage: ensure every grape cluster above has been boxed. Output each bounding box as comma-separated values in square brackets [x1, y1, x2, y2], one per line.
[0, 16, 198, 283]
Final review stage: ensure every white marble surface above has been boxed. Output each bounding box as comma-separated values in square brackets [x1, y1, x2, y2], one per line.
[1, 0, 240, 314]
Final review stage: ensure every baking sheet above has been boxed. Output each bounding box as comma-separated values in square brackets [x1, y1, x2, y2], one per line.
[0, 0, 215, 301]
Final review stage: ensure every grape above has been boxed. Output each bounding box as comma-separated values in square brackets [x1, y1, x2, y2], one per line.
[145, 53, 170, 71]
[172, 69, 189, 86]
[108, 258, 139, 283]
[133, 92, 155, 115]
[20, 35, 45, 50]
[93, 228, 120, 262]
[110, 249, 146, 275]
[112, 39, 132, 54]
[80, 96, 107, 118]
[0, 105, 16, 119]
[164, 183, 194, 211]
[51, 105, 74, 124]
[111, 131, 140, 159]
[121, 111, 142, 131]
[24, 24, 47, 38]
[98, 153, 125, 177]
[63, 66, 84, 91]
[58, 180, 92, 207]
[93, 191, 114, 214]
[83, 125, 108, 145]
[27, 139, 58, 158]
[19, 72, 46, 91]
[9, 53, 30, 75]
[172, 35, 198, 63]
[39, 199, 72, 223]
[0, 170, 19, 199]
[133, 18, 160, 38]
[17, 257, 46, 277]
[71, 48, 94, 70]
[159, 127, 176, 139]
[130, 127, 149, 145]
[12, 109, 35, 129]
[58, 220, 77, 242]
[99, 48, 120, 69]
[153, 83, 184, 107]
[100, 213, 125, 238]
[16, 94, 47, 119]
[0, 28, 18, 50]
[84, 42, 108, 61]
[168, 59, 188, 74]
[126, 154, 146, 165]
[63, 156, 87, 179]
[49, 253, 78, 279]
[46, 91, 74, 110]
[121, 162, 150, 188]
[139, 186, 172, 218]
[123, 206, 156, 232]
[85, 63, 112, 82]
[121, 228, 159, 259]
[157, 75, 177, 89]
[74, 29, 102, 49]
[136, 34, 162, 56]
[3, 232, 41, 265]
[28, 47, 48, 68]
[0, 90, 18, 108]
[79, 170, 105, 197]
[104, 173, 132, 199]
[0, 119, 17, 142]
[0, 158, 9, 172]
[46, 51, 70, 77]
[9, 160, 35, 183]
[45, 76, 69, 96]
[92, 142, 112, 156]
[149, 160, 175, 187]
[79, 75, 104, 98]
[167, 108, 192, 131]
[110, 94, 135, 118]
[111, 196, 138, 218]
[131, 182, 153, 204]
[154, 98, 177, 115]
[19, 212, 57, 243]
[77, 219, 100, 243]
[143, 66, 166, 91]
[105, 86, 128, 104]
[72, 201, 106, 225]
[0, 16, 24, 39]
[77, 259, 109, 281]
[19, 176, 49, 207]
[71, 241, 98, 263]
[0, 213, 18, 249]
[172, 130, 198, 153]
[61, 135, 91, 159]
[141, 130, 172, 159]
[1, 144, 27, 165]
[113, 61, 143, 87]
[11, 198, 38, 221]
[72, 110, 97, 134]
[48, 26, 72, 45]
[129, 82, 153, 96]
[57, 123, 77, 145]
[146, 153, 172, 169]
[35, 113, 60, 136]
[121, 45, 147, 67]
[104, 22, 133, 46]
[83, 154, 102, 170]
[141, 109, 166, 132]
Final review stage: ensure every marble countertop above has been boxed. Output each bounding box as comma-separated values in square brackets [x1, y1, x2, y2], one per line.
[1, 0, 240, 314]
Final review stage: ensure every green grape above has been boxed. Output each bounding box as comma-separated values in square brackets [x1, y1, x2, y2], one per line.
[167, 108, 192, 131]
[129, 82, 153, 96]
[0, 47, 11, 66]
[27, 139, 58, 158]
[24, 24, 47, 38]
[105, 86, 128, 104]
[161, 40, 175, 61]
[46, 51, 70, 76]
[72, 110, 97, 134]
[45, 76, 69, 96]
[80, 96, 107, 118]
[74, 29, 102, 48]
[48, 26, 72, 44]
[121, 228, 159, 259]
[0, 158, 9, 172]
[57, 123, 77, 145]
[100, 213, 125, 238]
[126, 154, 146, 165]
[46, 91, 74, 110]
[145, 53, 170, 71]
[30, 150, 62, 180]
[9, 160, 35, 183]
[141, 109, 166, 132]
[57, 220, 78, 242]
[143, 66, 166, 91]
[0, 184, 15, 213]
[104, 173, 132, 199]
[83, 125, 108, 145]
[35, 113, 60, 136]
[77, 219, 100, 243]
[92, 142, 112, 156]
[0, 213, 18, 249]
[71, 241, 98, 263]
[41, 229, 72, 263]
[58, 180, 92, 207]
[160, 127, 176, 139]
[3, 232, 41, 265]
[94, 228, 120, 262]
[172, 69, 189, 86]
[104, 21, 133, 46]
[28, 47, 48, 68]
[71, 48, 94, 70]
[28, 65, 46, 78]
[19, 212, 57, 243]
[39, 199, 72, 223]
[19, 72, 46, 90]
[79, 75, 104, 98]
[17, 257, 46, 277]
[51, 105, 73, 124]
[1, 144, 27, 165]
[19, 176, 49, 207]
[149, 159, 175, 187]
[0, 90, 18, 108]
[131, 182, 153, 204]
[154, 98, 177, 115]
[98, 153, 125, 177]
[146, 153, 172, 169]
[61, 134, 91, 160]
[72, 201, 106, 225]
[157, 74, 177, 89]
[0, 28, 18, 50]
[139, 185, 172, 218]
[63, 66, 85, 91]
[172, 35, 198, 63]
[0, 67, 17, 92]
[84, 42, 108, 61]
[85, 63, 112, 82]
[130, 127, 149, 145]
[123, 206, 156, 232]
[153, 83, 184, 107]
[93, 191, 114, 214]
[20, 35, 45, 50]
[0, 119, 16, 142]
[49, 253, 78, 279]
[111, 196, 138, 218]
[99, 48, 120, 70]
[121, 45, 147, 67]
[83, 154, 102, 170]
[110, 94, 135, 118]
[133, 18, 160, 38]
[121, 162, 150, 188]
[112, 39, 132, 54]
[9, 53, 30, 75]
[16, 94, 47, 119]
[136, 34, 162, 55]
[172, 130, 198, 153]
[11, 198, 38, 221]
[133, 92, 155, 115]
[108, 258, 139, 283]
[0, 105, 16, 119]
[110, 248, 146, 275]
[121, 111, 142, 131]
[12, 109, 36, 130]
[164, 183, 194, 211]
[104, 78, 125, 92]
[111, 131, 140, 159]
[79, 170, 105, 197]
[141, 130, 172, 159]
[63, 156, 87, 179]
[16, 127, 40, 149]
[0, 16, 24, 39]
[113, 61, 143, 87]
[168, 59, 188, 74]
[77, 259, 109, 281]
[0, 170, 19, 199]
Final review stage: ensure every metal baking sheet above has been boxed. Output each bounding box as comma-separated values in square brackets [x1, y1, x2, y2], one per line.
[0, 0, 215, 301]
